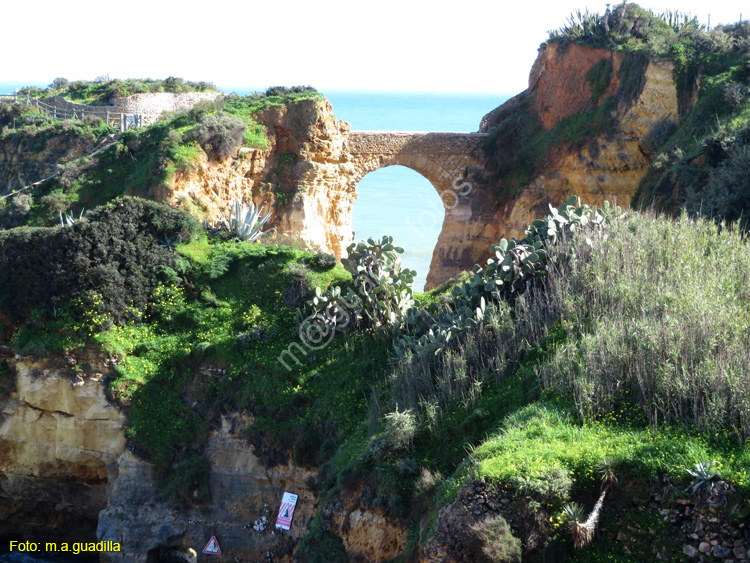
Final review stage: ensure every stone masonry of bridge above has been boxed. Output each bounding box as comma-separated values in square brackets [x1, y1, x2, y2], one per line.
[342, 131, 490, 288]
[346, 132, 486, 190]
[346, 131, 494, 287]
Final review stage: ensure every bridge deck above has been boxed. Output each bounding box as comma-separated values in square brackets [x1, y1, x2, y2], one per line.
[351, 131, 489, 136]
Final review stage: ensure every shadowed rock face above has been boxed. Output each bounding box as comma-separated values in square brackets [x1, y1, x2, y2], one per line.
[0, 353, 125, 545]
[0, 354, 405, 562]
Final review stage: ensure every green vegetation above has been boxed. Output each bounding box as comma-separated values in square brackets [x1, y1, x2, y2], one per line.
[3, 189, 750, 559]
[548, 5, 704, 55]
[0, 87, 322, 229]
[20, 76, 217, 106]
[470, 514, 521, 562]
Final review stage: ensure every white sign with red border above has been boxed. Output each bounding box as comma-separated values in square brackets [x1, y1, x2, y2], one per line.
[275, 492, 298, 530]
[203, 536, 221, 554]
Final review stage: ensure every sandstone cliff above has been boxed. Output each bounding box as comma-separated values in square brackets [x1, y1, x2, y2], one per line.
[0, 349, 124, 545]
[2, 49, 682, 290]
[168, 98, 356, 260]
[465, 42, 679, 277]
[0, 350, 405, 562]
[164, 44, 678, 289]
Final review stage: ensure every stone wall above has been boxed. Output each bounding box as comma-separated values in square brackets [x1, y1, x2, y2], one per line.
[45, 91, 221, 118]
[110, 92, 221, 114]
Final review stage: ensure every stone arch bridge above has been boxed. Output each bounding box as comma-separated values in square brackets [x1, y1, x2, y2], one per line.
[343, 131, 490, 288]
[346, 131, 487, 195]
[281, 129, 494, 290]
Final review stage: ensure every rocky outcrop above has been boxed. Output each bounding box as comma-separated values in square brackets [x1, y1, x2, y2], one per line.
[98, 413, 318, 563]
[0, 352, 319, 560]
[169, 98, 357, 259]
[468, 43, 679, 272]
[0, 351, 125, 544]
[0, 352, 405, 562]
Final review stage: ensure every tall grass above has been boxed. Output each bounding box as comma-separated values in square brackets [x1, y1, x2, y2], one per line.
[537, 210, 750, 439]
[388, 210, 750, 441]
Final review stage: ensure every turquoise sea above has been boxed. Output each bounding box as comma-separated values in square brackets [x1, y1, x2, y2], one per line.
[0, 82, 511, 289]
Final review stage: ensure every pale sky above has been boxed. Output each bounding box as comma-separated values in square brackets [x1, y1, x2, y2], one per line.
[3, 0, 747, 94]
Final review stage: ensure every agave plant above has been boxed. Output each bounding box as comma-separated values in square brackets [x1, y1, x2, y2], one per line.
[159, 234, 177, 251]
[59, 208, 85, 227]
[224, 199, 272, 241]
[205, 199, 272, 241]
[686, 460, 720, 496]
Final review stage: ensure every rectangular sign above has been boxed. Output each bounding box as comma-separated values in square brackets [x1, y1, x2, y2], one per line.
[275, 492, 298, 530]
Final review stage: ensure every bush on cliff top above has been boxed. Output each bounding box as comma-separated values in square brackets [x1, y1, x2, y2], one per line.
[21, 76, 218, 106]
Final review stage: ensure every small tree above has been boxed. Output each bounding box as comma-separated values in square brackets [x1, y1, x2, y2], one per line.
[48, 77, 69, 91]
[192, 112, 248, 160]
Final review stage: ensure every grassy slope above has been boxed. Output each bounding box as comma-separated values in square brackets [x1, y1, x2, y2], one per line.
[0, 87, 323, 229]
[3, 187, 750, 560]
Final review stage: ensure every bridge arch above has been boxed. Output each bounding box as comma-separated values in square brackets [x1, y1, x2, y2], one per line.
[346, 132, 485, 200]
[344, 131, 487, 288]
[352, 164, 447, 290]
[350, 153, 458, 199]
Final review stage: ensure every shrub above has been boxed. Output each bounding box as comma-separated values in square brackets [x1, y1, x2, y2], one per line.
[304, 251, 337, 270]
[294, 529, 346, 563]
[48, 77, 69, 91]
[534, 210, 750, 438]
[507, 467, 573, 505]
[470, 515, 522, 563]
[0, 192, 33, 228]
[640, 117, 678, 155]
[0, 197, 201, 332]
[159, 454, 210, 505]
[192, 111, 247, 160]
[700, 145, 750, 223]
[384, 406, 417, 452]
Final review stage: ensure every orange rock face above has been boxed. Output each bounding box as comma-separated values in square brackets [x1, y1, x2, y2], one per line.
[468, 43, 679, 275]
[527, 43, 623, 130]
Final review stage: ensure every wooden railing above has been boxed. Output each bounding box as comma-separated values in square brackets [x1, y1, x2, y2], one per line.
[0, 94, 157, 131]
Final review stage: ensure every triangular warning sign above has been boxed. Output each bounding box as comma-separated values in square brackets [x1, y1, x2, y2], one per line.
[203, 536, 221, 554]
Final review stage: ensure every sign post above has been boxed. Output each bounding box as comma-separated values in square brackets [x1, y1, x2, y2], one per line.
[203, 536, 221, 555]
[275, 492, 298, 530]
